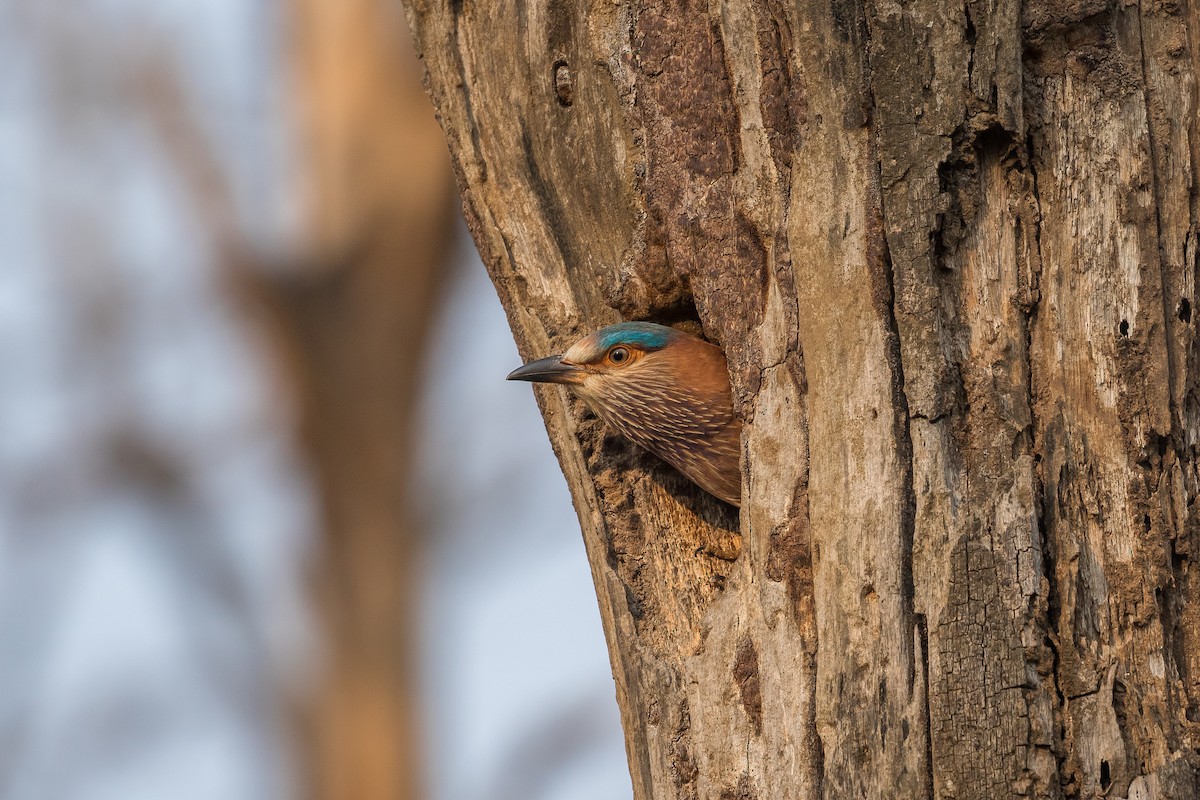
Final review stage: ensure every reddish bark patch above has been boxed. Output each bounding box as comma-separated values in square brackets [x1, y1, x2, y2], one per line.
[633, 1, 769, 401]
[733, 636, 764, 736]
[766, 484, 816, 631]
[756, 2, 805, 176]
[671, 698, 699, 799]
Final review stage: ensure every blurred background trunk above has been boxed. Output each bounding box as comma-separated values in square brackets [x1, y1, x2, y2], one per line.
[405, 1, 1200, 798]
[271, 1, 456, 798]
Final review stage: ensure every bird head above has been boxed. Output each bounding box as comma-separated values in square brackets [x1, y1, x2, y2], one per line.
[505, 322, 677, 403]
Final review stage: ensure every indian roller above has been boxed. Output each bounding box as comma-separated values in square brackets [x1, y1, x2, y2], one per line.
[507, 322, 742, 507]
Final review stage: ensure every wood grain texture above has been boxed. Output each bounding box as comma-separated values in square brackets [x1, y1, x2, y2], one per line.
[405, 0, 1200, 797]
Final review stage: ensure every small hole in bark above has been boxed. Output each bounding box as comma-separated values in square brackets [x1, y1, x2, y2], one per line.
[1180, 298, 1192, 323]
[1144, 513, 1152, 531]
[552, 60, 573, 106]
[1100, 760, 1111, 790]
[1119, 319, 1130, 337]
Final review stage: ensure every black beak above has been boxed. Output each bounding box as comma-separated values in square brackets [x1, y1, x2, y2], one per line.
[506, 354, 584, 384]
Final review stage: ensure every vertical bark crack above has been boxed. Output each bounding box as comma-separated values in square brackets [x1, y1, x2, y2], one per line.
[865, 72, 928, 800]
[857, 4, 930, 794]
[1133, 1, 1181, 431]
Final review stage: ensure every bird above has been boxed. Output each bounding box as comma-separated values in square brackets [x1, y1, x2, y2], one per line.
[507, 321, 742, 507]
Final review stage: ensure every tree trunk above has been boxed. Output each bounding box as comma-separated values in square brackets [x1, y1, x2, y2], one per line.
[258, 3, 457, 798]
[403, 1, 1200, 798]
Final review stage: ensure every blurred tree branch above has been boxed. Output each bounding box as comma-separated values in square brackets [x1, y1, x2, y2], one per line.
[266, 2, 457, 798]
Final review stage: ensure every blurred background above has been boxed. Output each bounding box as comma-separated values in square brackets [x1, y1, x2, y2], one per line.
[0, 2, 630, 799]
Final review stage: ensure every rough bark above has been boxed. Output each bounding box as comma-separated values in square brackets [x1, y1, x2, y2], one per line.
[405, 1, 1200, 798]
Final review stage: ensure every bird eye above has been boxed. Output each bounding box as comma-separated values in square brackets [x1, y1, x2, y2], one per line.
[608, 346, 631, 365]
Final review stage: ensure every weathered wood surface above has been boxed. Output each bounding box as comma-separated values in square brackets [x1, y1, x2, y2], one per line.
[404, 0, 1200, 797]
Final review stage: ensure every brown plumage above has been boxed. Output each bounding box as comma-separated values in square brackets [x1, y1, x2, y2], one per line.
[507, 322, 742, 506]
